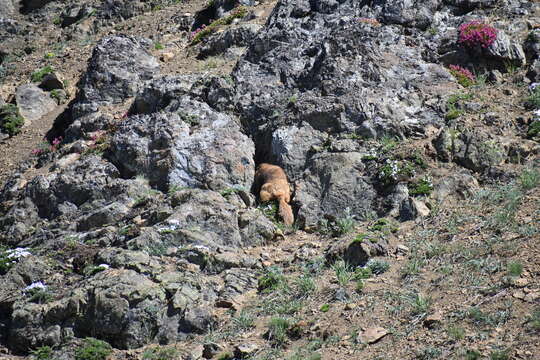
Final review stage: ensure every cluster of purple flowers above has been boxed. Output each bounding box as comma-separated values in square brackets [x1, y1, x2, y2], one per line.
[190, 24, 206, 40]
[31, 136, 62, 155]
[458, 21, 497, 48]
[448, 65, 475, 86]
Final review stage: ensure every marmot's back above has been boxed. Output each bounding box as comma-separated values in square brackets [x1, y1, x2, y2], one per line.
[255, 163, 294, 225]
[255, 163, 289, 184]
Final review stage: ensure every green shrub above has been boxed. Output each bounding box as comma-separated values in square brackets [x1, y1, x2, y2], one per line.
[142, 347, 179, 360]
[267, 317, 291, 347]
[0, 104, 24, 136]
[527, 121, 540, 139]
[30, 346, 53, 360]
[366, 259, 390, 275]
[75, 338, 112, 360]
[258, 266, 287, 292]
[31, 65, 53, 82]
[525, 87, 540, 110]
[408, 176, 434, 196]
[190, 7, 248, 45]
[506, 261, 523, 277]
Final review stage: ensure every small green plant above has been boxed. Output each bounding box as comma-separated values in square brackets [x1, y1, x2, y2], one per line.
[231, 310, 255, 332]
[216, 353, 234, 360]
[445, 93, 473, 121]
[266, 317, 291, 347]
[154, 42, 164, 50]
[0, 247, 15, 274]
[366, 259, 390, 275]
[190, 7, 248, 45]
[355, 280, 365, 293]
[332, 260, 354, 286]
[320, 304, 330, 312]
[417, 347, 442, 359]
[167, 184, 187, 195]
[31, 65, 53, 82]
[519, 168, 540, 190]
[220, 186, 245, 198]
[334, 207, 355, 235]
[288, 94, 298, 104]
[27, 288, 53, 304]
[294, 274, 316, 296]
[449, 65, 476, 87]
[408, 176, 434, 196]
[526, 308, 540, 331]
[446, 325, 465, 341]
[527, 121, 540, 139]
[50, 89, 65, 103]
[44, 52, 55, 59]
[407, 293, 432, 316]
[75, 338, 112, 360]
[30, 346, 53, 360]
[353, 267, 372, 280]
[506, 261, 523, 277]
[525, 86, 540, 109]
[489, 349, 510, 360]
[0, 104, 24, 136]
[258, 266, 287, 292]
[401, 257, 424, 278]
[142, 346, 179, 360]
[464, 350, 481, 360]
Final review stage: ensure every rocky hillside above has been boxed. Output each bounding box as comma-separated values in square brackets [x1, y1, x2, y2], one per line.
[0, 0, 539, 359]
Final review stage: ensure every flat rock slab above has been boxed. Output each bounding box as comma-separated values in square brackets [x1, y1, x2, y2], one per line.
[15, 84, 57, 124]
[361, 326, 388, 344]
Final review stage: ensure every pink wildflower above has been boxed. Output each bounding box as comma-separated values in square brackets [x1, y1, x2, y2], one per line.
[449, 64, 476, 87]
[458, 21, 497, 48]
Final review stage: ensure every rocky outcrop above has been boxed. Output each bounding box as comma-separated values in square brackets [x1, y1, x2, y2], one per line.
[1, 0, 538, 355]
[109, 99, 255, 193]
[0, 0, 14, 17]
[76, 35, 159, 113]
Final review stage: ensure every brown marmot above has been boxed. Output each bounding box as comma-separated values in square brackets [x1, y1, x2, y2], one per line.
[255, 163, 294, 226]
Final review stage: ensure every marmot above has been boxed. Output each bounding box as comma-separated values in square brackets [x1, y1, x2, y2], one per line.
[255, 163, 294, 226]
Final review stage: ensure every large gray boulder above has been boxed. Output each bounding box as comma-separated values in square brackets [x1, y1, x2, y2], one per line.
[198, 24, 262, 58]
[233, 0, 454, 221]
[15, 84, 57, 124]
[110, 98, 255, 192]
[78, 35, 159, 106]
[295, 152, 377, 228]
[0, 0, 14, 17]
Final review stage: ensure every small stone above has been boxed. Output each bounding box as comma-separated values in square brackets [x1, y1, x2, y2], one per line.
[344, 303, 356, 310]
[203, 342, 223, 359]
[361, 327, 388, 344]
[334, 287, 350, 302]
[396, 244, 410, 255]
[513, 278, 529, 288]
[503, 88, 515, 96]
[489, 70, 504, 83]
[512, 290, 526, 300]
[39, 72, 64, 91]
[160, 52, 175, 62]
[234, 343, 259, 358]
[423, 311, 443, 328]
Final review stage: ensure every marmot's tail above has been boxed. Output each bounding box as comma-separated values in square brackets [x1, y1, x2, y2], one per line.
[278, 197, 294, 226]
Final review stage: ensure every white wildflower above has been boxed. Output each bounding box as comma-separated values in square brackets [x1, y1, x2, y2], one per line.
[24, 281, 46, 292]
[6, 247, 31, 260]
